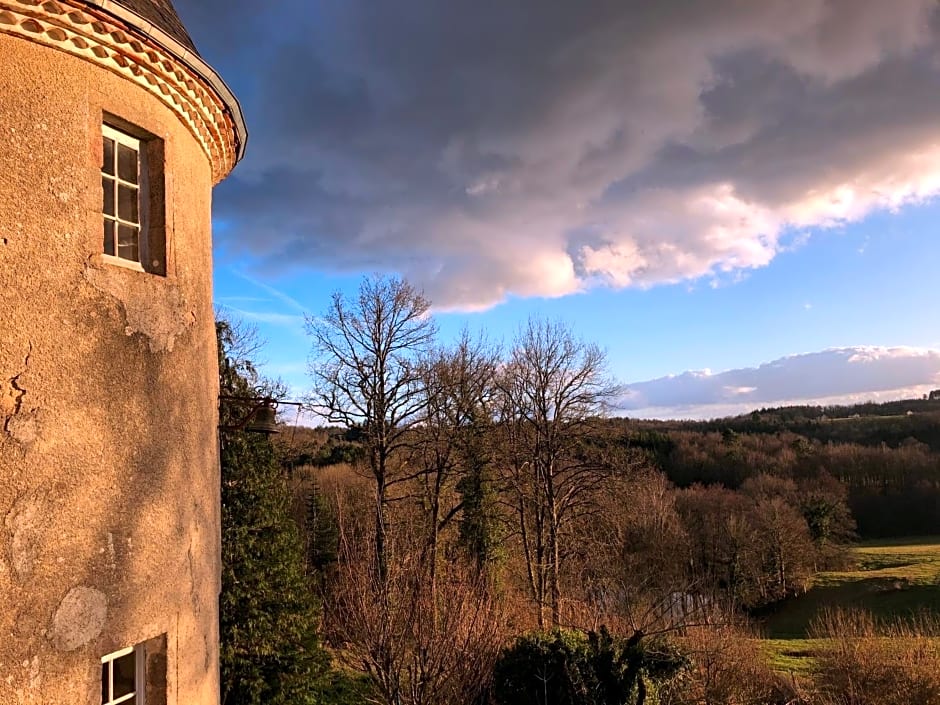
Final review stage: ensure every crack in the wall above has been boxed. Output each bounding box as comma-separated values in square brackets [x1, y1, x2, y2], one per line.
[2, 342, 31, 434]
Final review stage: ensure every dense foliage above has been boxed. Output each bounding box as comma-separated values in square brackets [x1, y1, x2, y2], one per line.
[616, 412, 940, 538]
[220, 433, 330, 704]
[493, 628, 686, 705]
[218, 321, 333, 705]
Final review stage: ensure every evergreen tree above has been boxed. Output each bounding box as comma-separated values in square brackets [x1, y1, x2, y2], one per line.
[456, 409, 503, 577]
[218, 320, 330, 705]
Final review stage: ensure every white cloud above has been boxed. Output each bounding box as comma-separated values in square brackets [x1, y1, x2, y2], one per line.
[619, 346, 940, 419]
[223, 309, 306, 331]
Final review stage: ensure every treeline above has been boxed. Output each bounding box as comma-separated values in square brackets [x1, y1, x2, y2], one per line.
[285, 399, 940, 541]
[684, 395, 940, 444]
[591, 419, 940, 538]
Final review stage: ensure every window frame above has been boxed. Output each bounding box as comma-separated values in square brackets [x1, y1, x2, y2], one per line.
[101, 644, 145, 705]
[101, 123, 151, 273]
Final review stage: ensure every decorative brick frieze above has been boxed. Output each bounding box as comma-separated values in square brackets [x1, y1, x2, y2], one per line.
[0, 0, 239, 183]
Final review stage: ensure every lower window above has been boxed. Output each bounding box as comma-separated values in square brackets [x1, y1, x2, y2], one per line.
[101, 645, 141, 705]
[101, 635, 166, 705]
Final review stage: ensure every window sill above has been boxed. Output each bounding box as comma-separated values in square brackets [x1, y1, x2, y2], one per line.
[102, 254, 146, 273]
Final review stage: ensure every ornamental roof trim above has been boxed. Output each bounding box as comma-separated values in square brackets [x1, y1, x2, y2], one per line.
[0, 0, 247, 179]
[82, 0, 247, 168]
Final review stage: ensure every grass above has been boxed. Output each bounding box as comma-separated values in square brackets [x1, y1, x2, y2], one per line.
[760, 638, 826, 675]
[760, 538, 940, 672]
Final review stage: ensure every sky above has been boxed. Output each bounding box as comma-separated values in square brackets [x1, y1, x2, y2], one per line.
[175, 0, 940, 419]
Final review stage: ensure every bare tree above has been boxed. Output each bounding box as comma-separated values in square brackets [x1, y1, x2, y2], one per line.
[331, 519, 504, 705]
[495, 317, 621, 628]
[306, 275, 437, 582]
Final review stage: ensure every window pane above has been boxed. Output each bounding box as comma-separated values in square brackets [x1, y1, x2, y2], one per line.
[117, 144, 138, 184]
[117, 184, 138, 223]
[117, 224, 139, 262]
[112, 651, 136, 698]
[103, 137, 115, 175]
[102, 177, 115, 216]
[104, 219, 115, 256]
[101, 662, 109, 702]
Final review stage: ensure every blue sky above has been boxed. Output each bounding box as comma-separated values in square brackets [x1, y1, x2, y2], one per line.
[185, 0, 940, 418]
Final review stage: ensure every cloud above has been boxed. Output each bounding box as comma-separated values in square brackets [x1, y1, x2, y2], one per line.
[619, 346, 940, 419]
[179, 0, 940, 310]
[215, 272, 308, 334]
[231, 271, 307, 313]
[224, 309, 305, 330]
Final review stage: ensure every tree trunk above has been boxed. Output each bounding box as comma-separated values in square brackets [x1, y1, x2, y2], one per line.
[375, 472, 388, 585]
[549, 508, 561, 628]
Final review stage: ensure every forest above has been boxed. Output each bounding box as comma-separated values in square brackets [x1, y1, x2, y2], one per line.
[219, 275, 940, 705]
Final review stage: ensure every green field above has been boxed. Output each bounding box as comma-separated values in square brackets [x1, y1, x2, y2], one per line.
[760, 538, 940, 671]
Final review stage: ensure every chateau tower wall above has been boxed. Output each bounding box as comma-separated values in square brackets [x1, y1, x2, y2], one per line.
[0, 2, 243, 702]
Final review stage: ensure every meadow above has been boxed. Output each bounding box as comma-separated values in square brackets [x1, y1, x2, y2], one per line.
[761, 537, 940, 673]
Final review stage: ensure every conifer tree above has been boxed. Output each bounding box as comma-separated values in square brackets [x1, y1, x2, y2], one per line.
[217, 320, 330, 705]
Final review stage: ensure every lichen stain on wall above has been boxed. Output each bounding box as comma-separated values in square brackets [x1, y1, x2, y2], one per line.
[3, 491, 47, 580]
[51, 586, 108, 651]
[84, 265, 197, 353]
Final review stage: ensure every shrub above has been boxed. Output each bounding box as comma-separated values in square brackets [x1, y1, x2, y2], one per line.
[492, 627, 686, 705]
[330, 547, 503, 705]
[659, 625, 801, 705]
[811, 609, 940, 705]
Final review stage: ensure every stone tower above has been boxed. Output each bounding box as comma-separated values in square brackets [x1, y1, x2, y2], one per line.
[0, 1, 245, 703]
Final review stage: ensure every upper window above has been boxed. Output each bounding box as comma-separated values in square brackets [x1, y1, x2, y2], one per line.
[101, 645, 142, 705]
[100, 122, 166, 275]
[101, 125, 144, 268]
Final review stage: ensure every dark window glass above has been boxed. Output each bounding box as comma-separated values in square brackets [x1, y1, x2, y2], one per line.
[112, 651, 136, 699]
[117, 224, 139, 262]
[117, 144, 138, 184]
[101, 663, 109, 703]
[104, 220, 115, 256]
[102, 177, 115, 217]
[117, 184, 138, 222]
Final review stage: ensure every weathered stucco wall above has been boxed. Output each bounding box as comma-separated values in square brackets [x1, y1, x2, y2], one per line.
[0, 31, 221, 705]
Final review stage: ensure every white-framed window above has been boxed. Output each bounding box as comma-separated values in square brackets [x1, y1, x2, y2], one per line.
[101, 644, 144, 705]
[101, 124, 148, 271]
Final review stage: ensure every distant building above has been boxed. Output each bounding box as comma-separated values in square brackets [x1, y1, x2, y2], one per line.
[0, 1, 245, 703]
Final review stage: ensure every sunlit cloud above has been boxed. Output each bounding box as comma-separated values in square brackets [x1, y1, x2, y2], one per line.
[619, 346, 940, 419]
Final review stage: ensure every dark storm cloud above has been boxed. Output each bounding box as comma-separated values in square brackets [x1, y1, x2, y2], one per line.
[177, 0, 940, 309]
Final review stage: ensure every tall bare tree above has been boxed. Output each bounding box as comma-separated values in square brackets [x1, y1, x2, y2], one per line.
[306, 275, 437, 582]
[496, 318, 621, 628]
